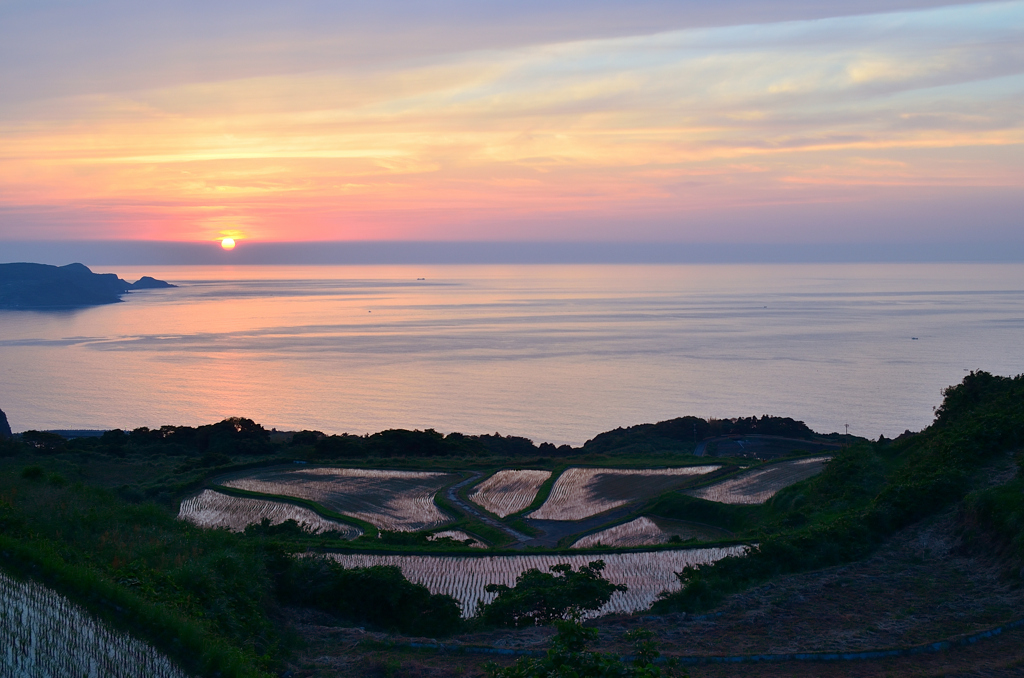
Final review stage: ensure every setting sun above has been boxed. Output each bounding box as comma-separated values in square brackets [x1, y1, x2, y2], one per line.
[220, 237, 236, 250]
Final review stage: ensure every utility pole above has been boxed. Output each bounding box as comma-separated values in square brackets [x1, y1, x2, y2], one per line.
[845, 423, 849, 436]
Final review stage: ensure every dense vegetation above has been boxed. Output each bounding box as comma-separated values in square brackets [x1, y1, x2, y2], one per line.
[0, 471, 464, 677]
[0, 426, 689, 677]
[959, 451, 1024, 575]
[583, 415, 818, 454]
[6, 412, 826, 465]
[1, 372, 1021, 676]
[652, 371, 1024, 613]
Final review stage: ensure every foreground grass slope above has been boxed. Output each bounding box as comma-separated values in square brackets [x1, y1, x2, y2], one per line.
[653, 370, 1024, 613]
[0, 467, 461, 677]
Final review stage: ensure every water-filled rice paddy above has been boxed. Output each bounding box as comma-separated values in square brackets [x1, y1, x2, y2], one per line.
[685, 456, 831, 504]
[529, 466, 720, 521]
[571, 516, 732, 549]
[468, 469, 551, 517]
[222, 467, 456, 531]
[177, 489, 362, 537]
[0, 571, 190, 678]
[325, 547, 746, 617]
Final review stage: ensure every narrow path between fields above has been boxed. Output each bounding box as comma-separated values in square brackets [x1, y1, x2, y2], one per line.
[445, 473, 531, 546]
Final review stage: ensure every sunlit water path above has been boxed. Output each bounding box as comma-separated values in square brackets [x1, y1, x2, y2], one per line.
[1, 263, 1022, 445]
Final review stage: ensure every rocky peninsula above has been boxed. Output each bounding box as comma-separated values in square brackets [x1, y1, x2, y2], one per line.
[0, 262, 175, 308]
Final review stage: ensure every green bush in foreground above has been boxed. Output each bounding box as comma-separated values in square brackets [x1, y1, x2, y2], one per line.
[486, 621, 683, 678]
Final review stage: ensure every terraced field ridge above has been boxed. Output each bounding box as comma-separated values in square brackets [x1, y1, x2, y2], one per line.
[468, 469, 551, 517]
[221, 466, 456, 531]
[325, 547, 746, 618]
[684, 456, 831, 504]
[570, 516, 732, 548]
[428, 530, 487, 548]
[177, 489, 362, 537]
[0, 571, 190, 678]
[529, 466, 720, 521]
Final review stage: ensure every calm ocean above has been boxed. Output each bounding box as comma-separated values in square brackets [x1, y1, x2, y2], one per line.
[1, 263, 1022, 445]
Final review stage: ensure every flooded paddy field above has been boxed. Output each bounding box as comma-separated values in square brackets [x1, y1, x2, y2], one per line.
[325, 546, 747, 617]
[685, 456, 831, 504]
[0, 571, 190, 678]
[468, 469, 551, 517]
[220, 466, 456, 531]
[529, 466, 720, 521]
[178, 489, 362, 537]
[571, 516, 732, 548]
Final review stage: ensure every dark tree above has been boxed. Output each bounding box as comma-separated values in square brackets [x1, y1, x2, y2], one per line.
[20, 430, 66, 453]
[479, 560, 626, 628]
[289, 430, 323, 447]
[196, 417, 271, 455]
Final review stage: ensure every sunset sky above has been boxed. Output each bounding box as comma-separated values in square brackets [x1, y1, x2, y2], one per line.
[1, 0, 1022, 250]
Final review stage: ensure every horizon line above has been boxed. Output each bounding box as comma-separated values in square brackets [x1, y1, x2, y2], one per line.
[3, 240, 1024, 266]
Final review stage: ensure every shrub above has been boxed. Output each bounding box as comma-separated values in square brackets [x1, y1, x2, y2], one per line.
[275, 556, 462, 637]
[20, 465, 45, 481]
[21, 431, 66, 453]
[485, 620, 683, 677]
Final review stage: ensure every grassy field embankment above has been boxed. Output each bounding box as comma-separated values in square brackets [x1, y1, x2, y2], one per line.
[652, 371, 1024, 613]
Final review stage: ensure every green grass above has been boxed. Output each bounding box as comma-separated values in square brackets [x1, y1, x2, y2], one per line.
[514, 464, 567, 517]
[430, 473, 517, 548]
[652, 371, 1024, 614]
[4, 371, 1021, 672]
[0, 473, 279, 677]
[959, 463, 1024, 569]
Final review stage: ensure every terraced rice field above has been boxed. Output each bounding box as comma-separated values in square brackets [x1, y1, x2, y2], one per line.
[177, 489, 362, 537]
[0, 571, 190, 678]
[571, 516, 731, 548]
[325, 547, 746, 617]
[468, 469, 551, 517]
[685, 456, 831, 504]
[428, 530, 487, 548]
[529, 466, 720, 521]
[222, 467, 456, 532]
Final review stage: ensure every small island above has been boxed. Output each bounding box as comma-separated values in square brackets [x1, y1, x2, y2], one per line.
[0, 262, 175, 309]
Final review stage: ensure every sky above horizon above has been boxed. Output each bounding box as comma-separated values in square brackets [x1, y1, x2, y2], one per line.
[1, 1, 1022, 248]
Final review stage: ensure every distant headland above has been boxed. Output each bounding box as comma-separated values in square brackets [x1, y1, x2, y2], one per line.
[0, 262, 175, 309]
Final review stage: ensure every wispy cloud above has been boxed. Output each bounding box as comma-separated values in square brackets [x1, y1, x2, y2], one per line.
[0, 1, 1022, 243]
